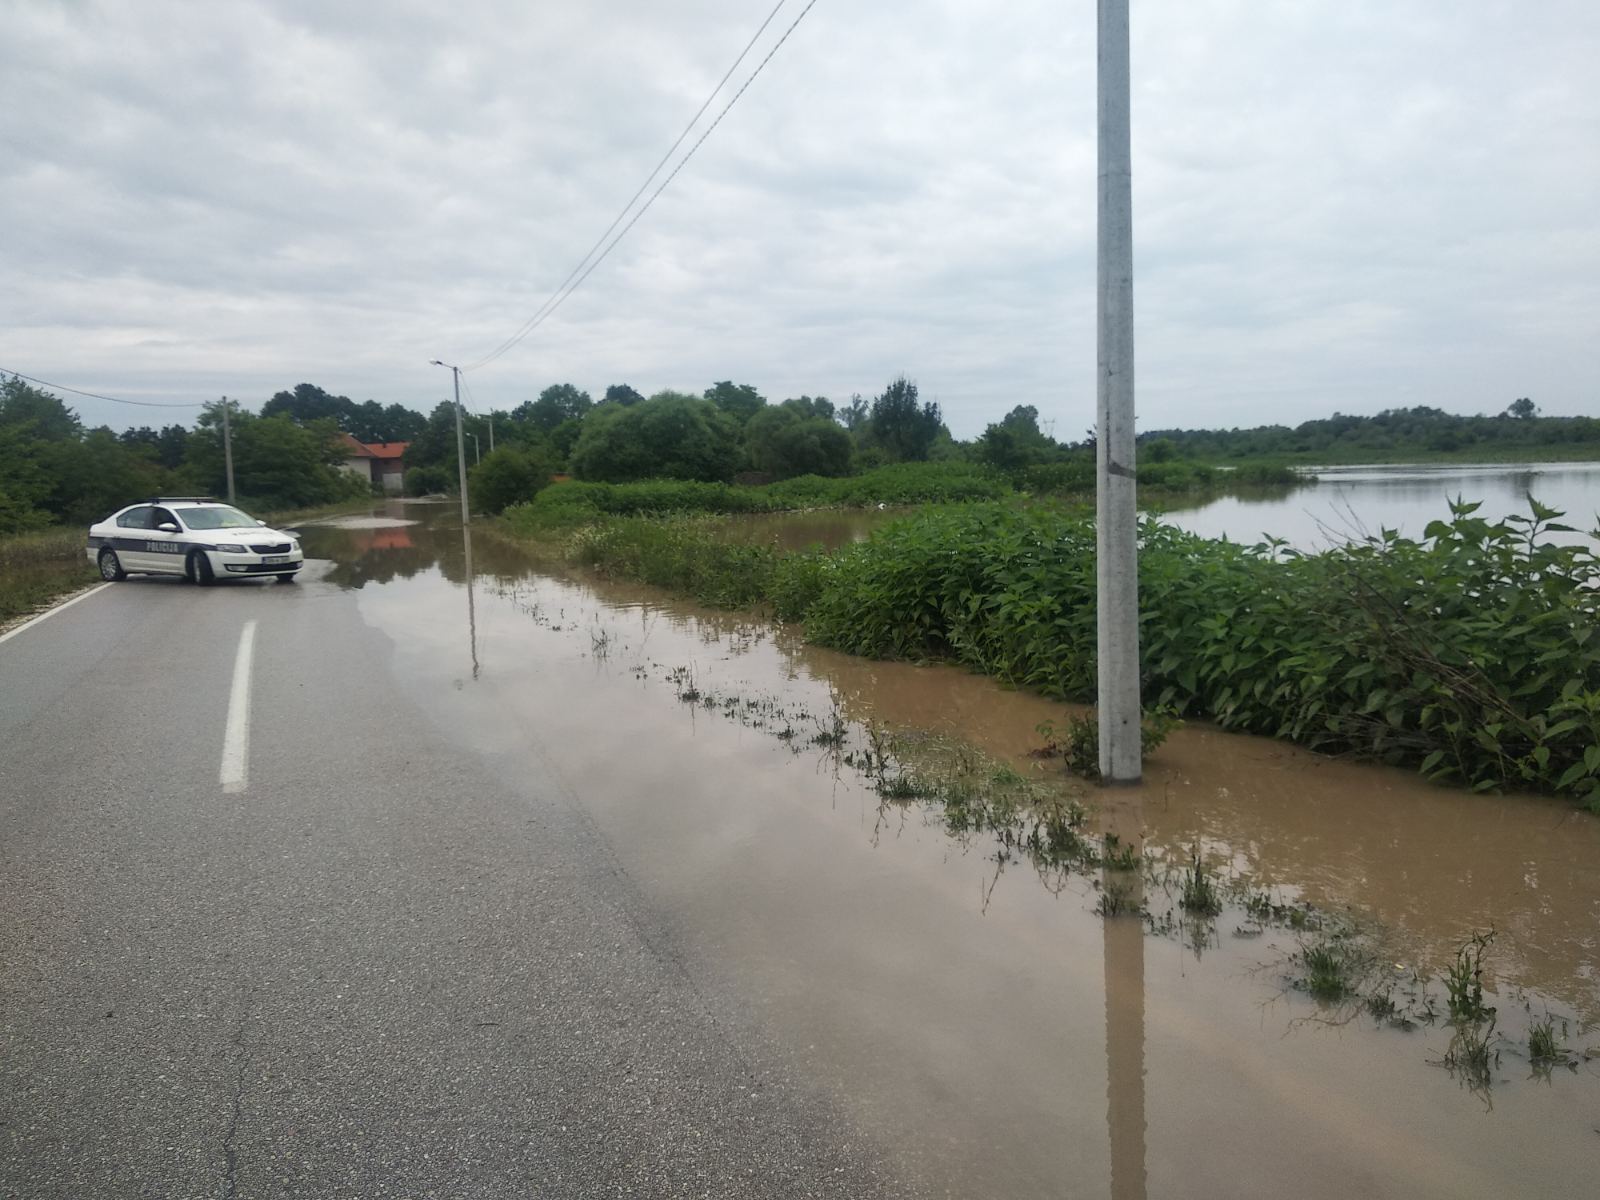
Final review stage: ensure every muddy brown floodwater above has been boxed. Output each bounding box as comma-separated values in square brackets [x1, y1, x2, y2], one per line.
[301, 503, 1600, 1200]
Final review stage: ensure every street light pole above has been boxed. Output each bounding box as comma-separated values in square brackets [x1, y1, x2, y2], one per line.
[1096, 0, 1141, 782]
[469, 432, 480, 465]
[430, 360, 470, 526]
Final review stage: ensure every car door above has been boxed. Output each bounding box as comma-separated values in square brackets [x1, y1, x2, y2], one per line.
[112, 506, 156, 570]
[145, 506, 188, 573]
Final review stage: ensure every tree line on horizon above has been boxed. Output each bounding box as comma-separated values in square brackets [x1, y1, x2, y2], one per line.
[2, 370, 1594, 532]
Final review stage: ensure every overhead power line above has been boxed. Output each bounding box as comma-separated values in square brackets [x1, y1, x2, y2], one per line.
[465, 0, 792, 373]
[0, 366, 206, 409]
[463, 0, 820, 372]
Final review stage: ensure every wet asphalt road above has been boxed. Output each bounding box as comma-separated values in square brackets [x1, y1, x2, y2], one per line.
[0, 567, 908, 1198]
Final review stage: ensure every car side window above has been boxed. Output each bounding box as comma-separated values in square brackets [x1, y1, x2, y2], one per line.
[116, 506, 154, 530]
[152, 508, 180, 530]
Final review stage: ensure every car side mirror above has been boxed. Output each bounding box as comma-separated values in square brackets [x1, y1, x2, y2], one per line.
[157, 523, 180, 533]
[257, 519, 267, 526]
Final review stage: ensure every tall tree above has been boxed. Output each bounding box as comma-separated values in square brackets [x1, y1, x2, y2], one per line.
[603, 383, 646, 408]
[513, 383, 593, 432]
[569, 391, 738, 483]
[865, 376, 943, 462]
[704, 381, 766, 427]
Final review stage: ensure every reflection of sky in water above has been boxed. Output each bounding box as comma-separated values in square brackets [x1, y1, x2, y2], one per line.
[1164, 462, 1600, 550]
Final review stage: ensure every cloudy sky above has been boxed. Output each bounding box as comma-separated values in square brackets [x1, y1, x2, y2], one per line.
[4, 0, 1596, 438]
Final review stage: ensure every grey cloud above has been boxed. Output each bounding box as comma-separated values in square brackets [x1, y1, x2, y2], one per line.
[2, 0, 1595, 435]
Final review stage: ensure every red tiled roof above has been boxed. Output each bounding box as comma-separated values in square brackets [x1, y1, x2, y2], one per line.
[338, 433, 409, 459]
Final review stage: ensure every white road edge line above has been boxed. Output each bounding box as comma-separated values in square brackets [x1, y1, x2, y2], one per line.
[220, 620, 258, 794]
[0, 583, 112, 648]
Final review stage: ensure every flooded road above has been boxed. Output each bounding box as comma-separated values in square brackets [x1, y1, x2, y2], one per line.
[301, 504, 1600, 1200]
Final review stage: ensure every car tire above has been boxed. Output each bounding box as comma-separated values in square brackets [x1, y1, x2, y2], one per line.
[276, 573, 298, 584]
[187, 550, 215, 586]
[97, 548, 126, 582]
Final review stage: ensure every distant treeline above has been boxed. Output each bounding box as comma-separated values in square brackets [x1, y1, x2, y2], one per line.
[1142, 401, 1600, 463]
[5, 368, 1590, 533]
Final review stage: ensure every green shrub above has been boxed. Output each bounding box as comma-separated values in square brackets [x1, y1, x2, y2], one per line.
[468, 447, 551, 514]
[802, 499, 1600, 804]
[566, 517, 776, 609]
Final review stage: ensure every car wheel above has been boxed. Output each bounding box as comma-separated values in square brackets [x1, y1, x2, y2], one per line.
[97, 548, 126, 582]
[187, 550, 215, 586]
[276, 573, 298, 584]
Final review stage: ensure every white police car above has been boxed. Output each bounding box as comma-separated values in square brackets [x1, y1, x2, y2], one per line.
[87, 497, 305, 585]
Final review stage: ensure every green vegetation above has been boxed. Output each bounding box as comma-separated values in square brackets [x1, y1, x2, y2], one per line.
[1301, 943, 1353, 1001]
[1526, 1016, 1569, 1067]
[1445, 932, 1497, 1024]
[1032, 710, 1179, 781]
[0, 528, 98, 624]
[504, 462, 1012, 533]
[1, 376, 369, 531]
[801, 501, 1600, 806]
[1144, 402, 1600, 465]
[467, 446, 554, 515]
[1178, 855, 1223, 917]
[510, 494, 1600, 807]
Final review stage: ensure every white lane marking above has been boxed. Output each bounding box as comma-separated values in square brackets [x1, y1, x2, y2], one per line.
[220, 620, 258, 794]
[0, 583, 112, 648]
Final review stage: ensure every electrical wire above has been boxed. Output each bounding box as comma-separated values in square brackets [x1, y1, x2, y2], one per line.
[463, 0, 819, 372]
[465, 0, 792, 373]
[0, 366, 206, 409]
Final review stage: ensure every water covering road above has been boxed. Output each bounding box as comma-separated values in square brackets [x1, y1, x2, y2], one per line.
[321, 503, 1598, 1198]
[4, 499, 1597, 1198]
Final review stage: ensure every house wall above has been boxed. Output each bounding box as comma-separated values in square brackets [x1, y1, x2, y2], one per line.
[339, 458, 374, 483]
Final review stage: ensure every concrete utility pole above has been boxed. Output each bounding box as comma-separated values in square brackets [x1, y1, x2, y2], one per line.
[430, 360, 471, 526]
[220, 396, 236, 503]
[1096, 0, 1142, 782]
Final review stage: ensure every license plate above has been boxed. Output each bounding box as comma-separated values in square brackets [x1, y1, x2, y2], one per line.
[263, 555, 291, 564]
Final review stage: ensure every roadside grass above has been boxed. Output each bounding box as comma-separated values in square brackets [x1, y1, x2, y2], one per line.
[0, 528, 99, 624]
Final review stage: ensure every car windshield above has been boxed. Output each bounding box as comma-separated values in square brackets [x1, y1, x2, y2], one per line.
[178, 506, 259, 530]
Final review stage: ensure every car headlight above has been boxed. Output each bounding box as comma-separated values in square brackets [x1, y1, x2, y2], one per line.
[217, 544, 250, 555]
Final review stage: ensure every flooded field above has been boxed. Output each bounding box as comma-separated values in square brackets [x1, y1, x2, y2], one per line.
[1164, 461, 1600, 549]
[300, 503, 1600, 1200]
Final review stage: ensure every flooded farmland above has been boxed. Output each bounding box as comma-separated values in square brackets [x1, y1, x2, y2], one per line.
[300, 503, 1600, 1200]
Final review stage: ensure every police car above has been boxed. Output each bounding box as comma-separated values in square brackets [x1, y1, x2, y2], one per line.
[87, 497, 305, 585]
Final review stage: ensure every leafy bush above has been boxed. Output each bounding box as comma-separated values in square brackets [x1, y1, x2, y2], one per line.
[515, 485, 1600, 803]
[569, 392, 739, 483]
[505, 462, 1011, 534]
[567, 517, 776, 609]
[467, 447, 551, 514]
[803, 500, 1600, 804]
[404, 465, 454, 496]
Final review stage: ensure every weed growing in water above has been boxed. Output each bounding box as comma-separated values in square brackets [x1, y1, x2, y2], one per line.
[1036, 708, 1182, 781]
[1100, 833, 1141, 871]
[1179, 853, 1223, 917]
[1302, 943, 1351, 1001]
[1527, 1015, 1568, 1065]
[1438, 1020, 1499, 1093]
[1095, 882, 1140, 918]
[1445, 931, 1497, 1023]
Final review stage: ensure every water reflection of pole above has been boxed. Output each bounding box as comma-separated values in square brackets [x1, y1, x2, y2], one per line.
[463, 524, 480, 680]
[1102, 793, 1147, 1200]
